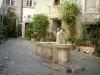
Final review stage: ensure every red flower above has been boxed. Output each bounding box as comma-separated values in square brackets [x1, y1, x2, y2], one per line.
[82, 42, 85, 44]
[0, 35, 3, 39]
[88, 44, 94, 48]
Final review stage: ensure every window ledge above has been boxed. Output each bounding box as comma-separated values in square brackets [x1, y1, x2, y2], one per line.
[83, 12, 99, 14]
[23, 6, 35, 9]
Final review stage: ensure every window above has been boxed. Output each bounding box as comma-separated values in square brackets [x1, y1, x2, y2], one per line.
[27, 0, 29, 6]
[26, 0, 33, 7]
[6, 0, 10, 5]
[11, 0, 15, 5]
[30, 0, 32, 6]
[84, 0, 99, 13]
[27, 15, 31, 19]
[53, 0, 60, 5]
[6, 0, 15, 6]
[24, 0, 36, 7]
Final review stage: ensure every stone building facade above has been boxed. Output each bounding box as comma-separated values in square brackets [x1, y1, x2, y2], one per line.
[22, 0, 36, 38]
[1, 0, 100, 38]
[34, 0, 100, 38]
[0, 0, 22, 22]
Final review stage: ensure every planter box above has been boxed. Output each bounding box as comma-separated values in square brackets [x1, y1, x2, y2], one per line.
[36, 42, 72, 64]
[79, 46, 95, 55]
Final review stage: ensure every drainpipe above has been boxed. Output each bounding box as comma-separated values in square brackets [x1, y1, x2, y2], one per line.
[21, 0, 24, 38]
[21, 0, 23, 22]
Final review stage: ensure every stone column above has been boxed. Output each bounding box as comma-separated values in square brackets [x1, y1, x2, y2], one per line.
[22, 22, 25, 38]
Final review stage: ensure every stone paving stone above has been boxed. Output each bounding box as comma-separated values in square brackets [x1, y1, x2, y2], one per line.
[0, 38, 100, 75]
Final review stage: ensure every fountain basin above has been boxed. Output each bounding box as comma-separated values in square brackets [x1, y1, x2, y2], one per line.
[36, 42, 72, 64]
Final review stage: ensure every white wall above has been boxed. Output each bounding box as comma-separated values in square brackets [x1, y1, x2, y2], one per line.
[34, 0, 54, 15]
[15, 0, 22, 21]
[0, 0, 3, 7]
[22, 8, 35, 22]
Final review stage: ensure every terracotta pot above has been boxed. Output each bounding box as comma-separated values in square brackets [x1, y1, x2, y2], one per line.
[95, 52, 99, 56]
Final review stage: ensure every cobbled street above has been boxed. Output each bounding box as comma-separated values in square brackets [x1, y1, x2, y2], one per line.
[0, 38, 100, 75]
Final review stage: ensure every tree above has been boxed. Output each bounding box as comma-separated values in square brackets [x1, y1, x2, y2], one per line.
[25, 22, 34, 40]
[58, 0, 80, 40]
[0, 22, 7, 37]
[3, 6, 18, 37]
[90, 21, 100, 52]
[32, 14, 50, 41]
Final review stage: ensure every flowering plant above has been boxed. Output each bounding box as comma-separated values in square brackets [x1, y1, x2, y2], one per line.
[81, 42, 94, 48]
[0, 35, 3, 39]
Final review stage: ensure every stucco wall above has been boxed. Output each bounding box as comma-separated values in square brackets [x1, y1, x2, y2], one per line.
[33, 0, 100, 39]
[83, 13, 100, 22]
[22, 8, 35, 22]
[15, 0, 22, 21]
[34, 0, 54, 15]
[0, 0, 3, 7]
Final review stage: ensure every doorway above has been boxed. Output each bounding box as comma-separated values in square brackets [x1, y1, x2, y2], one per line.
[52, 19, 61, 32]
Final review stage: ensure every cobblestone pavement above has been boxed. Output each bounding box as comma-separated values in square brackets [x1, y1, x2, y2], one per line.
[0, 38, 100, 75]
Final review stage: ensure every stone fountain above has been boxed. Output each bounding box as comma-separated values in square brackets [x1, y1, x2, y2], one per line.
[36, 29, 72, 64]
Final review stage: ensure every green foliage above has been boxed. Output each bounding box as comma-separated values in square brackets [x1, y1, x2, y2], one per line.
[25, 22, 34, 40]
[32, 14, 50, 41]
[90, 21, 100, 51]
[80, 25, 88, 42]
[58, 0, 80, 39]
[58, 0, 80, 24]
[82, 21, 100, 51]
[46, 32, 56, 42]
[16, 24, 22, 36]
[6, 6, 18, 19]
[3, 6, 17, 37]
[67, 37, 76, 44]
[0, 23, 7, 37]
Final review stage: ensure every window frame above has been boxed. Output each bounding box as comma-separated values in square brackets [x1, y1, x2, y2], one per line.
[53, 0, 60, 6]
[6, 0, 15, 6]
[11, 0, 15, 5]
[30, 0, 32, 7]
[6, 0, 10, 6]
[26, 0, 29, 6]
[83, 0, 99, 13]
[25, 0, 34, 7]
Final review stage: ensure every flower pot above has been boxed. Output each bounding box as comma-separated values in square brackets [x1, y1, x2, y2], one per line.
[95, 52, 99, 56]
[98, 53, 100, 57]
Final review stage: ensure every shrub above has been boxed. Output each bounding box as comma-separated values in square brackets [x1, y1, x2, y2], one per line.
[58, 0, 80, 38]
[32, 14, 50, 41]
[46, 32, 56, 42]
[16, 24, 22, 36]
[3, 6, 18, 37]
[0, 23, 7, 37]
[82, 20, 100, 51]
[25, 22, 34, 40]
